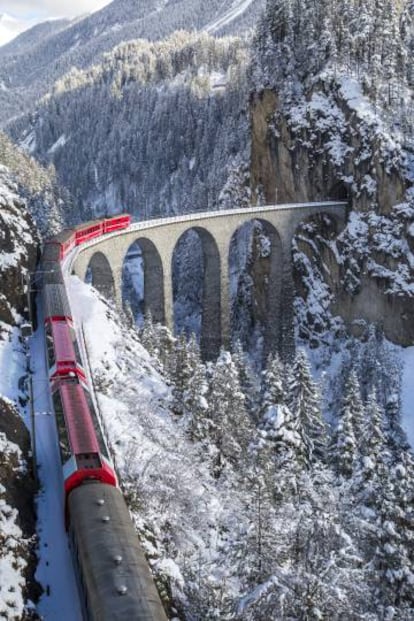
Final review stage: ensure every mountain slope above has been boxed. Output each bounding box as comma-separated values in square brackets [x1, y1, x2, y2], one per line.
[9, 31, 250, 220]
[0, 154, 42, 618]
[249, 0, 414, 347]
[0, 0, 265, 125]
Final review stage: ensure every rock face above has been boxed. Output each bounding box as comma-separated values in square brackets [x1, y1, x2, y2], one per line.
[250, 86, 414, 346]
[0, 163, 41, 617]
[0, 166, 39, 325]
[0, 398, 41, 619]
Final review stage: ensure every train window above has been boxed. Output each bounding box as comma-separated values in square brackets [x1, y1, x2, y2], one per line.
[52, 392, 71, 462]
[76, 453, 101, 469]
[84, 391, 110, 459]
[68, 324, 82, 365]
[45, 324, 56, 368]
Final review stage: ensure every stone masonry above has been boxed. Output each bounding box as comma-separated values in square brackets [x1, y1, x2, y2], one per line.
[70, 203, 347, 358]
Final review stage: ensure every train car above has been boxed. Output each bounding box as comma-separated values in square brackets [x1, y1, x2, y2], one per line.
[41, 262, 64, 286]
[45, 318, 86, 383]
[43, 229, 76, 262]
[103, 214, 131, 234]
[42, 214, 131, 266]
[68, 483, 168, 621]
[43, 282, 86, 382]
[43, 283, 72, 322]
[51, 376, 117, 497]
[38, 214, 167, 621]
[74, 214, 131, 245]
[74, 220, 104, 246]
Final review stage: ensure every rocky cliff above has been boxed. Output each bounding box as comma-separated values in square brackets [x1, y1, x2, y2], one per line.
[0, 166, 39, 325]
[250, 83, 414, 346]
[0, 398, 40, 619]
[0, 161, 42, 617]
[249, 0, 414, 351]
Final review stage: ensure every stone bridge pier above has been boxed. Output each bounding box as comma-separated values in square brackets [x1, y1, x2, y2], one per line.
[70, 203, 347, 359]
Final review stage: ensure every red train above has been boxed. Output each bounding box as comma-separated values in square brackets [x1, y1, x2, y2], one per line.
[44, 214, 131, 261]
[40, 213, 167, 620]
[41, 214, 131, 498]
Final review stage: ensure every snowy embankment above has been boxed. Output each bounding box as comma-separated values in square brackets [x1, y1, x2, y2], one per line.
[0, 417, 28, 619]
[67, 276, 251, 614]
[0, 165, 40, 619]
[0, 324, 26, 619]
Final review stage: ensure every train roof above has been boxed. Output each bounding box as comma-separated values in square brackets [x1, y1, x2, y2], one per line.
[68, 484, 168, 621]
[41, 263, 64, 285]
[50, 321, 76, 361]
[49, 229, 75, 245]
[59, 382, 100, 455]
[43, 284, 72, 320]
[42, 243, 62, 263]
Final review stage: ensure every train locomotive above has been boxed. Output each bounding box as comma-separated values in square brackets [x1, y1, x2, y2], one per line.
[39, 215, 167, 621]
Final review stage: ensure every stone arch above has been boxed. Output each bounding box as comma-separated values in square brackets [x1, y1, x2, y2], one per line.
[229, 218, 283, 358]
[121, 238, 165, 324]
[172, 226, 221, 360]
[86, 251, 115, 301]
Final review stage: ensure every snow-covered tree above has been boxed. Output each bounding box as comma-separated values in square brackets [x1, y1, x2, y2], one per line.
[139, 310, 158, 357]
[232, 340, 259, 419]
[259, 352, 286, 414]
[184, 358, 210, 442]
[288, 349, 327, 465]
[331, 398, 357, 479]
[208, 349, 253, 475]
[330, 367, 364, 477]
[357, 388, 389, 509]
[375, 449, 414, 613]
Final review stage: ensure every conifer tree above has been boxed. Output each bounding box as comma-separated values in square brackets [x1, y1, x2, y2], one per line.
[139, 310, 157, 356]
[330, 369, 361, 481]
[208, 349, 253, 475]
[169, 333, 194, 416]
[260, 352, 286, 415]
[331, 403, 357, 479]
[358, 389, 389, 508]
[232, 340, 259, 419]
[288, 349, 326, 465]
[350, 369, 365, 433]
[375, 450, 414, 611]
[184, 358, 210, 442]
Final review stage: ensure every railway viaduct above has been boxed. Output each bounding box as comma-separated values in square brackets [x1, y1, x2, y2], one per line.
[70, 202, 347, 358]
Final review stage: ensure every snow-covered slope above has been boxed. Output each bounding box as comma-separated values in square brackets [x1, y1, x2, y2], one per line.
[0, 164, 41, 619]
[205, 0, 257, 33]
[0, 399, 39, 620]
[0, 17, 71, 56]
[66, 274, 414, 619]
[10, 31, 250, 221]
[0, 0, 265, 125]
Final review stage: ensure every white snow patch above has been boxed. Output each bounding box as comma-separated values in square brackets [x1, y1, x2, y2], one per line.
[20, 131, 37, 154]
[47, 134, 68, 155]
[0, 324, 26, 402]
[0, 433, 26, 619]
[205, 0, 255, 33]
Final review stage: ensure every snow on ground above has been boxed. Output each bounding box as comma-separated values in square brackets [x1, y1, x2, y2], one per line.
[0, 432, 27, 619]
[67, 276, 250, 610]
[401, 346, 414, 448]
[0, 323, 26, 402]
[29, 309, 82, 621]
[204, 0, 255, 33]
[47, 134, 68, 155]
